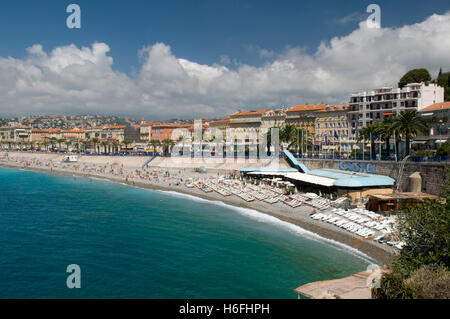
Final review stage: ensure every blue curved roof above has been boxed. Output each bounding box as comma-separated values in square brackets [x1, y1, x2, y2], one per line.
[239, 167, 298, 173]
[310, 169, 394, 187]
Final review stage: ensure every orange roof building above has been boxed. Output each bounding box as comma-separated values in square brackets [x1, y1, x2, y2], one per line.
[286, 104, 328, 134]
[229, 109, 267, 132]
[419, 101, 450, 112]
[417, 101, 449, 144]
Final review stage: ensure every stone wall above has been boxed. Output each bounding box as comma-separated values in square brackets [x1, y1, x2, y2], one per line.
[299, 159, 449, 196]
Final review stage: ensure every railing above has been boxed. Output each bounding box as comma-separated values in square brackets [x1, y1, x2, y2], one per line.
[291, 154, 449, 163]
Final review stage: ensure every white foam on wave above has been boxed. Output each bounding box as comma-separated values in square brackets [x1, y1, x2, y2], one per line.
[158, 190, 378, 265]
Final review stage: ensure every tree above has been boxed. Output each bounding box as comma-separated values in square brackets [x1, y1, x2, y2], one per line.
[100, 141, 108, 154]
[64, 140, 72, 152]
[278, 125, 309, 153]
[437, 140, 450, 157]
[82, 140, 91, 153]
[357, 124, 377, 159]
[436, 68, 450, 101]
[122, 140, 132, 154]
[373, 168, 450, 299]
[161, 138, 174, 156]
[112, 141, 120, 154]
[150, 140, 160, 155]
[394, 110, 428, 156]
[374, 118, 396, 157]
[91, 138, 99, 154]
[398, 68, 431, 88]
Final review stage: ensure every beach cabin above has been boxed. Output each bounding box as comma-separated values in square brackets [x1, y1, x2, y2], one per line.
[63, 155, 78, 163]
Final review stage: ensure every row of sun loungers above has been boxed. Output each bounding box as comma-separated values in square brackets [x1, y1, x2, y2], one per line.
[281, 196, 303, 208]
[311, 213, 376, 237]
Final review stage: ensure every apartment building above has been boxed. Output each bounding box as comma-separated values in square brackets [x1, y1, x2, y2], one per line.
[416, 101, 450, 149]
[0, 126, 32, 143]
[348, 83, 444, 139]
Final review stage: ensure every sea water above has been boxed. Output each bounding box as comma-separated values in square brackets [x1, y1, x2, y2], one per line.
[0, 167, 370, 298]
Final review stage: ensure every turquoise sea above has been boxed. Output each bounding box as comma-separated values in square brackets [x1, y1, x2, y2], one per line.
[0, 167, 370, 298]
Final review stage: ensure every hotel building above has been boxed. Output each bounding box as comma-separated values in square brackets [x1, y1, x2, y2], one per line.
[61, 128, 85, 141]
[151, 123, 186, 142]
[261, 108, 287, 129]
[348, 83, 444, 139]
[286, 104, 327, 135]
[31, 129, 62, 142]
[208, 118, 230, 139]
[84, 125, 139, 143]
[228, 109, 267, 142]
[315, 105, 351, 153]
[139, 121, 159, 142]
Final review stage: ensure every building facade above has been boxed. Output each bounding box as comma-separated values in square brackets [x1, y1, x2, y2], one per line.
[261, 108, 286, 129]
[315, 105, 351, 153]
[0, 126, 32, 143]
[416, 101, 450, 149]
[348, 83, 444, 139]
[286, 104, 327, 135]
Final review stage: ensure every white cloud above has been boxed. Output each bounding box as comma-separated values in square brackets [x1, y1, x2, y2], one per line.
[333, 12, 368, 25]
[259, 49, 275, 58]
[0, 13, 450, 120]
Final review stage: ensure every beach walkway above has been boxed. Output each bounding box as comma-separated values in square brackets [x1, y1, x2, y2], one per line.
[294, 269, 390, 299]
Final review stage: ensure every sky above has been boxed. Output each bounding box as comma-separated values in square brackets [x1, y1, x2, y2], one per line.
[0, 0, 449, 120]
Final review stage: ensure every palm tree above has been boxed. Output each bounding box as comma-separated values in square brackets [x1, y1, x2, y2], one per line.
[161, 138, 174, 156]
[112, 140, 120, 154]
[374, 118, 396, 157]
[150, 140, 160, 155]
[91, 138, 99, 154]
[56, 138, 64, 151]
[279, 125, 311, 155]
[122, 140, 132, 154]
[394, 110, 428, 156]
[357, 124, 378, 159]
[64, 140, 72, 152]
[42, 140, 49, 152]
[74, 140, 81, 153]
[100, 141, 108, 154]
[49, 137, 57, 151]
[82, 140, 91, 153]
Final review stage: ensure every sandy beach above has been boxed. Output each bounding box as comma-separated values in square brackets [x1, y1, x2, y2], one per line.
[0, 151, 396, 266]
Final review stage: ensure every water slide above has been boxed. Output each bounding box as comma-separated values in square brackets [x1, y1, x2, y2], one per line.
[283, 150, 310, 173]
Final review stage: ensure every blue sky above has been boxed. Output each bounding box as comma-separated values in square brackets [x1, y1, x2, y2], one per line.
[0, 1, 449, 119]
[1, 0, 449, 74]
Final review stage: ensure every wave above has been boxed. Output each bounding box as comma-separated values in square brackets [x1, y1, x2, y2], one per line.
[157, 190, 378, 265]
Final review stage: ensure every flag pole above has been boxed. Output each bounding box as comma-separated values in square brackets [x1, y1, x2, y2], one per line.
[363, 137, 365, 161]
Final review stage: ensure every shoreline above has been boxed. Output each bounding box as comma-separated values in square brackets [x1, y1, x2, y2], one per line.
[0, 156, 396, 266]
